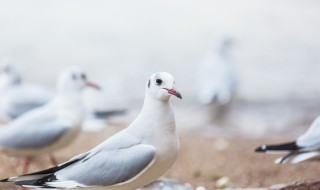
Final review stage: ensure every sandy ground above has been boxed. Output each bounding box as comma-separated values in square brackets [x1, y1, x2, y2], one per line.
[1, 129, 320, 190]
[1, 100, 320, 190]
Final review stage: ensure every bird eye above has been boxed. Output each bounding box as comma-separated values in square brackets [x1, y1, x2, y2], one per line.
[156, 79, 162, 85]
[81, 73, 87, 80]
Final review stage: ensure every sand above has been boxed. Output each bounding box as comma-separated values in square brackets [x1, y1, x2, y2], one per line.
[1, 125, 320, 190]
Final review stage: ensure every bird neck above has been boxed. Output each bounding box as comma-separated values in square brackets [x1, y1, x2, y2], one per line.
[57, 91, 83, 108]
[137, 91, 176, 133]
[218, 47, 230, 59]
[142, 90, 171, 111]
[55, 91, 84, 124]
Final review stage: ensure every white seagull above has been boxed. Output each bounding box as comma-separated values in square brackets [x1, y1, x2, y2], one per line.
[0, 58, 54, 121]
[0, 66, 99, 174]
[255, 116, 320, 164]
[198, 36, 237, 106]
[0, 58, 123, 124]
[0, 72, 182, 189]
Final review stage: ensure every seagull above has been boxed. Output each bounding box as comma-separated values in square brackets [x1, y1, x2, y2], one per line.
[198, 36, 237, 106]
[0, 66, 99, 174]
[0, 58, 54, 121]
[255, 116, 320, 164]
[0, 58, 124, 125]
[0, 72, 182, 189]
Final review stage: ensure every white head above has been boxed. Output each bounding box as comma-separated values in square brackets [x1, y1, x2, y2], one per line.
[146, 72, 182, 101]
[57, 66, 100, 96]
[0, 58, 22, 88]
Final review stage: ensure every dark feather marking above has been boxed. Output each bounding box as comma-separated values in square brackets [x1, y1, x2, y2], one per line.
[255, 141, 300, 152]
[0, 156, 82, 185]
[148, 79, 150, 88]
[93, 110, 126, 119]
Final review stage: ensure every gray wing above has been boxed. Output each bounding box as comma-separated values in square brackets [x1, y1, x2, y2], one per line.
[5, 84, 53, 119]
[53, 144, 156, 187]
[7, 101, 46, 119]
[0, 119, 70, 149]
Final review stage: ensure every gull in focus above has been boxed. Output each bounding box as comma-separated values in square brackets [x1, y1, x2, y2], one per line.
[255, 116, 320, 164]
[198, 36, 238, 121]
[0, 58, 53, 121]
[0, 66, 99, 174]
[0, 72, 182, 189]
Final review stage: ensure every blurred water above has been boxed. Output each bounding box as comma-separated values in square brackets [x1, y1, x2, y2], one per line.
[0, 0, 320, 106]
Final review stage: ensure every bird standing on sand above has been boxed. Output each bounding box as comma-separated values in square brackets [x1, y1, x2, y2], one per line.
[255, 116, 320, 164]
[0, 58, 53, 121]
[198, 36, 237, 122]
[198, 36, 237, 106]
[0, 66, 99, 174]
[0, 72, 182, 189]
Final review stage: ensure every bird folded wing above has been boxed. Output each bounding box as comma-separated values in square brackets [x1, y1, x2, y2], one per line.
[52, 144, 156, 187]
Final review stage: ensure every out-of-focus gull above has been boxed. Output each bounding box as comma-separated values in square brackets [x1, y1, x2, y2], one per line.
[0, 58, 54, 121]
[198, 36, 237, 106]
[81, 88, 126, 131]
[0, 72, 182, 189]
[255, 116, 320, 164]
[0, 58, 124, 127]
[0, 66, 99, 174]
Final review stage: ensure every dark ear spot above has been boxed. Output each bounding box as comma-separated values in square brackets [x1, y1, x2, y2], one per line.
[148, 79, 150, 88]
[72, 73, 77, 80]
[81, 73, 87, 80]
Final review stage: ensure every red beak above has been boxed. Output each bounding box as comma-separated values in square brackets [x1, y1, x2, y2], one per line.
[164, 88, 182, 99]
[86, 81, 101, 90]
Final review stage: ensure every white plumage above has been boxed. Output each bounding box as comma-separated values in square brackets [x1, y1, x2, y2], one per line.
[198, 36, 237, 106]
[0, 72, 182, 189]
[0, 66, 99, 173]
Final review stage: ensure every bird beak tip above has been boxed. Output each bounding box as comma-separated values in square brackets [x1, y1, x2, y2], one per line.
[165, 88, 182, 100]
[86, 82, 101, 90]
[177, 93, 182, 99]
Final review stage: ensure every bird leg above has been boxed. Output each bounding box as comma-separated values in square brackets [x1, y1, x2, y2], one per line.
[49, 153, 58, 166]
[22, 157, 32, 174]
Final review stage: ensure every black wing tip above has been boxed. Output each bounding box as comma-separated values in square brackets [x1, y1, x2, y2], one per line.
[255, 145, 267, 152]
[278, 158, 286, 164]
[93, 109, 127, 119]
[15, 174, 57, 188]
[255, 141, 299, 152]
[0, 178, 9, 182]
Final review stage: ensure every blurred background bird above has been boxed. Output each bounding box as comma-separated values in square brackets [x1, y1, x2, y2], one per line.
[0, 66, 99, 174]
[81, 88, 126, 132]
[0, 57, 53, 122]
[0, 57, 126, 130]
[198, 36, 238, 122]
